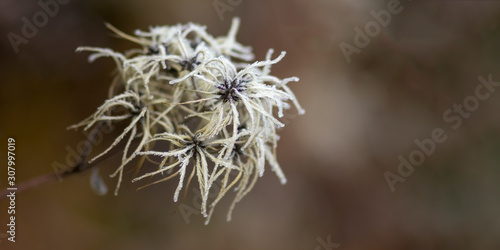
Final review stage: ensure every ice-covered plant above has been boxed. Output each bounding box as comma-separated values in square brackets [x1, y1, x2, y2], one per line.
[71, 17, 304, 224]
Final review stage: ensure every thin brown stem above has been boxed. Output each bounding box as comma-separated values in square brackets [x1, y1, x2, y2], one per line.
[0, 122, 119, 201]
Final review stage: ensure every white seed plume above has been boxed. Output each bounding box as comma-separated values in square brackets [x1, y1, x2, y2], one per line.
[71, 17, 304, 223]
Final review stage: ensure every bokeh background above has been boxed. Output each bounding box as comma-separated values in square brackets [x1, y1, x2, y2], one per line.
[1, 0, 500, 249]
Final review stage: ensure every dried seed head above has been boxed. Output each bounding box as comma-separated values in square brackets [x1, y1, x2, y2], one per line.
[72, 17, 304, 224]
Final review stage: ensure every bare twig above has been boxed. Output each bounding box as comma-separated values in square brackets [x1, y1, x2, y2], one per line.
[0, 122, 118, 201]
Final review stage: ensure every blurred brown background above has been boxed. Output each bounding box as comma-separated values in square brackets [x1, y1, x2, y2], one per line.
[1, 0, 500, 249]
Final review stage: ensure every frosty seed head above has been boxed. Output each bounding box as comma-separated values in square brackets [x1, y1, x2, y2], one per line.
[72, 17, 304, 224]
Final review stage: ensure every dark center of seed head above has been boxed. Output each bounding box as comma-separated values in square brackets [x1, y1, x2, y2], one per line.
[180, 56, 200, 71]
[217, 78, 245, 103]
